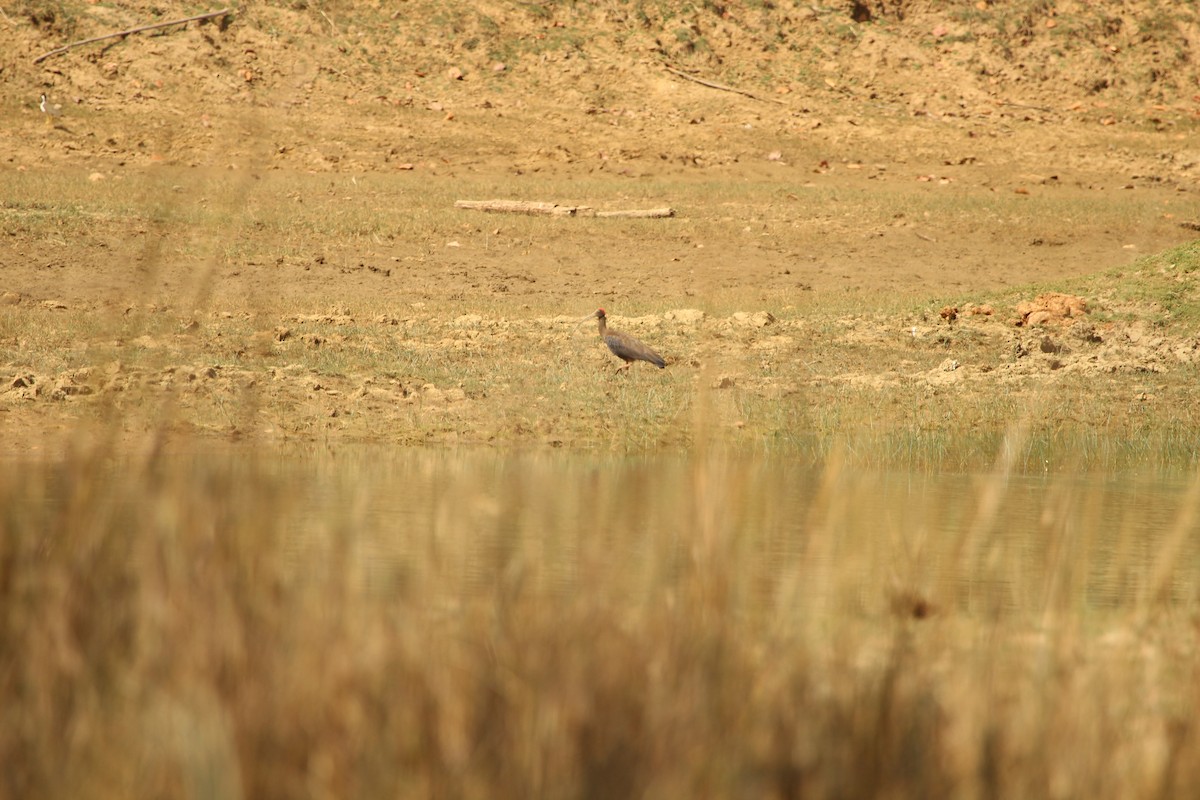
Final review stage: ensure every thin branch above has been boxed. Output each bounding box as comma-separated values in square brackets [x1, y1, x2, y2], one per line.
[33, 8, 231, 64]
[998, 100, 1056, 115]
[663, 64, 786, 105]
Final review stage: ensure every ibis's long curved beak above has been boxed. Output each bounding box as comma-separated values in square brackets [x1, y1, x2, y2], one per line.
[571, 309, 600, 335]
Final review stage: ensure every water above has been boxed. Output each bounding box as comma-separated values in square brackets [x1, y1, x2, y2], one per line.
[172, 444, 1200, 620]
[13, 443, 1200, 620]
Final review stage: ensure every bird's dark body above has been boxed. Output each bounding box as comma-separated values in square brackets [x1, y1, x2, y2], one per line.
[594, 309, 666, 369]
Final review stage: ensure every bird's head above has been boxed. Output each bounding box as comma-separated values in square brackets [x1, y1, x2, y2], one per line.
[572, 308, 606, 334]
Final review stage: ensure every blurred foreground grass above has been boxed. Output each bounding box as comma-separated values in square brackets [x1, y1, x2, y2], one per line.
[3, 434, 1200, 799]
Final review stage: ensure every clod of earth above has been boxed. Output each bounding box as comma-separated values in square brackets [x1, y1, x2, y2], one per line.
[1015, 293, 1089, 327]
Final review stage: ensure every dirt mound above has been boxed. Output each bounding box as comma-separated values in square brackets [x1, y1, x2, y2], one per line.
[4, 1, 1199, 169]
[1014, 293, 1089, 327]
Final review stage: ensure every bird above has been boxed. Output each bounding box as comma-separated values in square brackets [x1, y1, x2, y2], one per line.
[586, 308, 666, 370]
[39, 94, 63, 127]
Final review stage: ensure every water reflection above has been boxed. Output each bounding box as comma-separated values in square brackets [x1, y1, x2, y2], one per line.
[188, 445, 1200, 619]
[12, 443, 1194, 618]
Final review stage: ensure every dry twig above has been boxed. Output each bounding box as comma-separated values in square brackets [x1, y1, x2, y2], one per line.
[663, 64, 785, 105]
[33, 8, 231, 63]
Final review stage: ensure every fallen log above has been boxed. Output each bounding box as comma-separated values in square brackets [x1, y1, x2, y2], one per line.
[455, 200, 674, 218]
[455, 200, 585, 217]
[594, 208, 676, 219]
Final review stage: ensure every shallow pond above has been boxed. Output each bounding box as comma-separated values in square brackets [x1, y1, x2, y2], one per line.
[119, 444, 1200, 622]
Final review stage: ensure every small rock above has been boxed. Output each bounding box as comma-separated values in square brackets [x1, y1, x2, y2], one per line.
[1069, 321, 1102, 343]
[131, 335, 163, 349]
[0, 291, 21, 306]
[665, 308, 706, 324]
[731, 311, 775, 328]
[714, 375, 736, 389]
[51, 376, 93, 399]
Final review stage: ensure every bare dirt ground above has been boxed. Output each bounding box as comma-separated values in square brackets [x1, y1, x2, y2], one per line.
[2, 0, 1200, 454]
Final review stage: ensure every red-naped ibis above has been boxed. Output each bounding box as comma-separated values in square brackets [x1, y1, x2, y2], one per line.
[586, 308, 666, 370]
